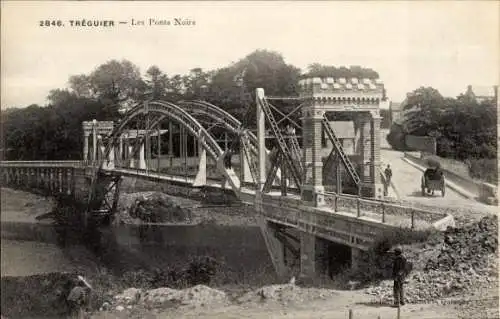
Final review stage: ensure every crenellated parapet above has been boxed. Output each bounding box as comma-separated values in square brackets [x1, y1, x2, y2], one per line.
[82, 121, 114, 136]
[298, 77, 384, 111]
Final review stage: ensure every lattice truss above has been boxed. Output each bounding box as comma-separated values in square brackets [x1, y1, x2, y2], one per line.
[256, 95, 361, 195]
[83, 95, 363, 217]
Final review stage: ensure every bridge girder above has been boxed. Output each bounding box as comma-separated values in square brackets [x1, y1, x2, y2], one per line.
[101, 100, 247, 194]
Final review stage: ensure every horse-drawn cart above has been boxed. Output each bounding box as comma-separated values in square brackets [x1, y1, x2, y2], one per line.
[421, 167, 445, 197]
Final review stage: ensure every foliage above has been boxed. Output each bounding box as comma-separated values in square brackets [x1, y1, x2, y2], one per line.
[2, 49, 310, 161]
[468, 158, 498, 184]
[342, 227, 440, 286]
[304, 64, 379, 79]
[386, 123, 407, 151]
[121, 256, 219, 289]
[6, 50, 495, 169]
[2, 96, 111, 160]
[386, 86, 497, 168]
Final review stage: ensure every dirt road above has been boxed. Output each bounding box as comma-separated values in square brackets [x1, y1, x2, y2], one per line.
[381, 150, 495, 206]
[92, 288, 460, 319]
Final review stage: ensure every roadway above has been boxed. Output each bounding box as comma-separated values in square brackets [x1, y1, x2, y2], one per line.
[380, 148, 498, 219]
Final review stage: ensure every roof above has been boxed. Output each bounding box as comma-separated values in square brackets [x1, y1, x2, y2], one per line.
[329, 121, 355, 139]
[468, 85, 497, 98]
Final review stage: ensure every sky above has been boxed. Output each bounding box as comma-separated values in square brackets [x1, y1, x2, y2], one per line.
[1, 1, 499, 109]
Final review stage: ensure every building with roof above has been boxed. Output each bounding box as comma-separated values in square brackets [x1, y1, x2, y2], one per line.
[322, 121, 356, 155]
[389, 101, 403, 124]
[465, 85, 498, 103]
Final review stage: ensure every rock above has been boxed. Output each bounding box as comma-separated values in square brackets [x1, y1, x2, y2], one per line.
[143, 287, 179, 305]
[363, 216, 498, 305]
[114, 288, 142, 305]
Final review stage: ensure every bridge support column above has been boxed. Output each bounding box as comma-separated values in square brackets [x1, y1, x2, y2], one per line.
[351, 247, 363, 271]
[139, 143, 147, 170]
[371, 112, 384, 200]
[98, 138, 106, 163]
[256, 216, 288, 279]
[92, 121, 98, 163]
[358, 112, 383, 199]
[299, 232, 316, 280]
[168, 122, 174, 167]
[256, 88, 266, 193]
[83, 132, 89, 164]
[301, 103, 325, 207]
[193, 141, 207, 186]
[103, 146, 115, 170]
[118, 135, 124, 167]
[128, 144, 135, 168]
[240, 147, 253, 185]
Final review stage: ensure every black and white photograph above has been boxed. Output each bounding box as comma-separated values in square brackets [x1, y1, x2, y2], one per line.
[0, 1, 498, 318]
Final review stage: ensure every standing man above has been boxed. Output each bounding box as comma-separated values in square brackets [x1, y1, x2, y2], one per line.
[392, 246, 408, 307]
[67, 275, 92, 318]
[384, 164, 392, 196]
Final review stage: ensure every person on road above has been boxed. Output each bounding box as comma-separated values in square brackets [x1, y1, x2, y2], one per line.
[384, 164, 392, 183]
[384, 164, 392, 196]
[392, 246, 409, 307]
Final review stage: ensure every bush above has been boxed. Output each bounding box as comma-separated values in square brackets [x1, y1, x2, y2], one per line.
[120, 256, 220, 290]
[386, 123, 407, 151]
[468, 158, 498, 184]
[342, 228, 440, 285]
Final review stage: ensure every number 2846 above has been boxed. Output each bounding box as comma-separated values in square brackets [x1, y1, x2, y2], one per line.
[40, 20, 64, 27]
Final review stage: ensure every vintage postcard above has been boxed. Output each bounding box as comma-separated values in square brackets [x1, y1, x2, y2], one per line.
[1, 1, 498, 318]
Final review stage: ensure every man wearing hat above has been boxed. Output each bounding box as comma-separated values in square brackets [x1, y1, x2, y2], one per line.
[392, 246, 408, 307]
[67, 275, 92, 318]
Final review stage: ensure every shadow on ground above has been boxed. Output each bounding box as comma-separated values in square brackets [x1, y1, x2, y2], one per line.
[355, 301, 395, 308]
[407, 190, 443, 198]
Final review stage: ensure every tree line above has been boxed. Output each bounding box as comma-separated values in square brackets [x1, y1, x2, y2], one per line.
[1, 49, 380, 161]
[386, 86, 497, 182]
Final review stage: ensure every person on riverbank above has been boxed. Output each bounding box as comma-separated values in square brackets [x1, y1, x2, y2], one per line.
[392, 246, 411, 307]
[67, 275, 92, 318]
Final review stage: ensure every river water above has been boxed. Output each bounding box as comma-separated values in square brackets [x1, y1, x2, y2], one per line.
[1, 187, 273, 279]
[1, 188, 275, 317]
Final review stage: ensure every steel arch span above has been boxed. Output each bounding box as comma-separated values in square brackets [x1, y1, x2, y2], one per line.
[177, 100, 259, 154]
[107, 99, 261, 184]
[102, 100, 242, 192]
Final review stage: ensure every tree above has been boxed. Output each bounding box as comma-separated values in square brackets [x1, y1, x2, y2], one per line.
[182, 68, 210, 99]
[69, 74, 94, 98]
[47, 89, 77, 105]
[68, 60, 146, 115]
[386, 123, 407, 151]
[304, 64, 380, 79]
[144, 65, 169, 99]
[402, 87, 445, 135]
[206, 50, 301, 125]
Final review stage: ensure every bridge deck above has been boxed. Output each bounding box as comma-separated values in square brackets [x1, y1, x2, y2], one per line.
[106, 167, 436, 230]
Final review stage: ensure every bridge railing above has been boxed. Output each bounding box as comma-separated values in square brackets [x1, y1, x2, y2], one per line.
[0, 161, 84, 168]
[323, 191, 447, 228]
